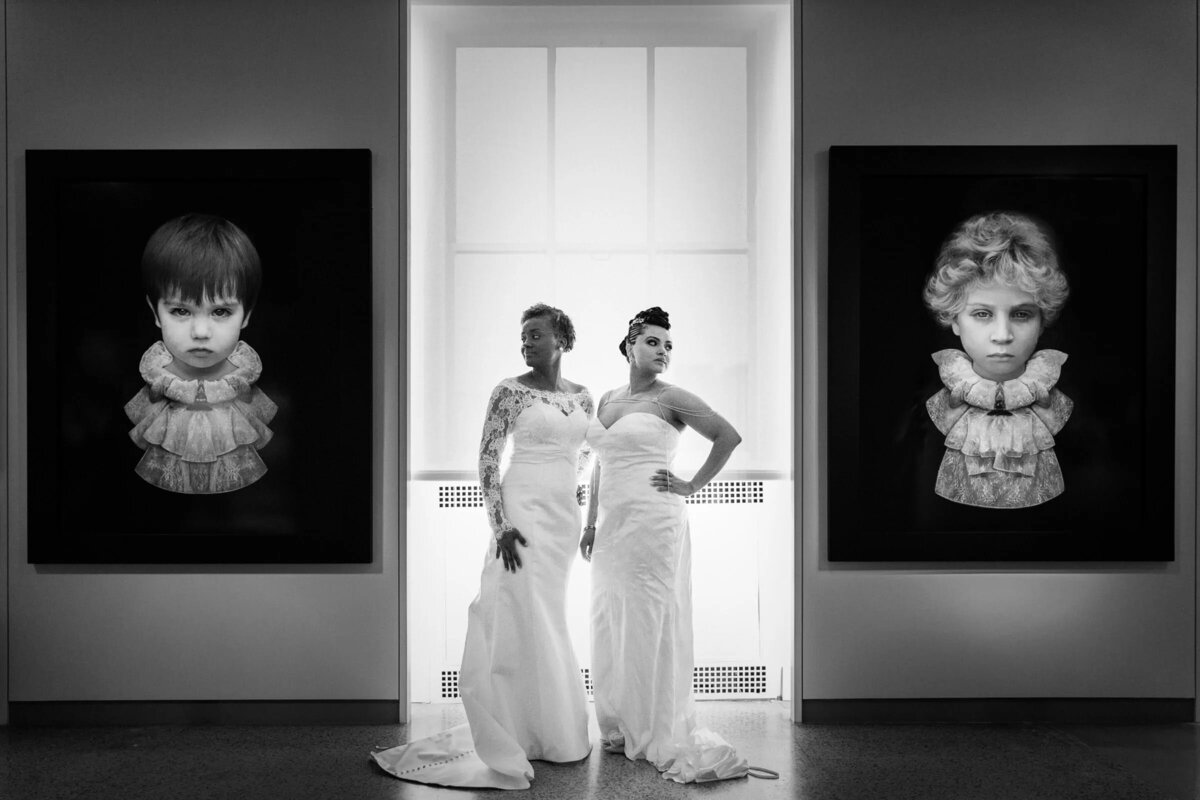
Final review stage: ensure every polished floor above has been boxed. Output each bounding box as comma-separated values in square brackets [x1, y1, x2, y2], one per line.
[1, 702, 1196, 799]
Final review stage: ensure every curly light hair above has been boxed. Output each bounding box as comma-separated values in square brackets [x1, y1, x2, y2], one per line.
[923, 211, 1070, 328]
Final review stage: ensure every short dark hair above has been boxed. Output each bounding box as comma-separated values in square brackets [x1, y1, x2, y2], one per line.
[142, 213, 263, 312]
[619, 306, 670, 358]
[521, 302, 576, 352]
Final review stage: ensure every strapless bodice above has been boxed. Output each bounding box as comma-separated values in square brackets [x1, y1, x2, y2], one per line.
[586, 412, 679, 469]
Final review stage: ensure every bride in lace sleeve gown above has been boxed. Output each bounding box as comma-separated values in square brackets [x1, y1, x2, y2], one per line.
[579, 307, 756, 784]
[373, 304, 592, 789]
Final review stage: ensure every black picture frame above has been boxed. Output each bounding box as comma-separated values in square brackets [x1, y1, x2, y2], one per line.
[827, 145, 1176, 562]
[26, 149, 373, 564]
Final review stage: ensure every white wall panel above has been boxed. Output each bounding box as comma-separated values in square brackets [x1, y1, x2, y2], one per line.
[655, 47, 748, 246]
[556, 48, 648, 246]
[456, 48, 548, 245]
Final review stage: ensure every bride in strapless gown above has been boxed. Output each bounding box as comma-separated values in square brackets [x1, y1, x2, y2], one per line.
[580, 307, 758, 784]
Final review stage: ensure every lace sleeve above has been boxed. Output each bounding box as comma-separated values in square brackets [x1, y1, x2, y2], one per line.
[478, 382, 529, 540]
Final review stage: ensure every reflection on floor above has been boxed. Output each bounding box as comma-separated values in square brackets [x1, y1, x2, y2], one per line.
[1, 701, 1196, 799]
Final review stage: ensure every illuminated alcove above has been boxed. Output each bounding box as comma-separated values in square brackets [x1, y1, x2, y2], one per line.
[407, 0, 794, 706]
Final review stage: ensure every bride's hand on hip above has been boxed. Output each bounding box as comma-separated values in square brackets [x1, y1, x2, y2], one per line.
[651, 469, 694, 496]
[579, 527, 595, 562]
[495, 529, 527, 573]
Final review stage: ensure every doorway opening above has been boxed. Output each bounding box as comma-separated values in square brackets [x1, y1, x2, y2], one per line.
[407, 0, 794, 713]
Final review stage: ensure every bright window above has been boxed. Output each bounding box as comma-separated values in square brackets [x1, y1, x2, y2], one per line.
[410, 4, 791, 477]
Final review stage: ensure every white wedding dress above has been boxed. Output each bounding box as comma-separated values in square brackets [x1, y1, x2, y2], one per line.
[586, 403, 748, 783]
[373, 379, 592, 789]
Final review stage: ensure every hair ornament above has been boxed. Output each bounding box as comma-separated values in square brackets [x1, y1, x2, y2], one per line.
[619, 306, 670, 358]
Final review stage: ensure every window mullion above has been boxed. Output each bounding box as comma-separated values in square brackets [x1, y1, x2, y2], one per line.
[548, 46, 557, 271]
[647, 46, 656, 269]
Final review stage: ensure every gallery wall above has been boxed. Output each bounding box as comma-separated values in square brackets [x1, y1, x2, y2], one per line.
[3, 0, 402, 710]
[799, 0, 1198, 707]
[1, 0, 1198, 725]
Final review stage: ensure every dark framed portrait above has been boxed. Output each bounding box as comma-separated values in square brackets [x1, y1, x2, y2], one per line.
[827, 145, 1176, 561]
[26, 149, 373, 563]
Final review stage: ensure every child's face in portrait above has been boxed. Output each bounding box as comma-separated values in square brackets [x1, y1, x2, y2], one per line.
[148, 293, 250, 380]
[951, 280, 1043, 382]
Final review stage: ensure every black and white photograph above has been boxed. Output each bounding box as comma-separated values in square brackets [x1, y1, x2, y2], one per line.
[2, 3, 1200, 800]
[828, 145, 1177, 561]
[25, 149, 373, 563]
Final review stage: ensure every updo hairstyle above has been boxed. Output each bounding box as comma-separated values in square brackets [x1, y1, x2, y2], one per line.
[521, 302, 576, 352]
[922, 211, 1070, 328]
[619, 306, 670, 359]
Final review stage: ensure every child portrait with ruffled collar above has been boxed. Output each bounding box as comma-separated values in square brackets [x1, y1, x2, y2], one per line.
[922, 211, 1073, 509]
[124, 213, 277, 495]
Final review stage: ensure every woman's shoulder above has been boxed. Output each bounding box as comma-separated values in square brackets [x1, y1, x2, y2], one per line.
[490, 376, 529, 395]
[657, 383, 711, 414]
[483, 379, 526, 413]
[553, 377, 588, 396]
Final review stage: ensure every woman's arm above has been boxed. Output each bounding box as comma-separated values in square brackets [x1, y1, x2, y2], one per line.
[579, 389, 607, 561]
[478, 383, 527, 572]
[574, 389, 596, 500]
[579, 459, 601, 561]
[650, 387, 742, 496]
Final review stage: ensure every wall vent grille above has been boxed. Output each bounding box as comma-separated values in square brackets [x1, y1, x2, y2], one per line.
[685, 480, 764, 505]
[693, 665, 769, 694]
[440, 665, 767, 699]
[436, 481, 763, 509]
[440, 669, 460, 699]
[438, 485, 484, 508]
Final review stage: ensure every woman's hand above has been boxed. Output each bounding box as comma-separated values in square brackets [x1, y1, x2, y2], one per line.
[651, 469, 695, 496]
[495, 529, 528, 572]
[579, 527, 595, 562]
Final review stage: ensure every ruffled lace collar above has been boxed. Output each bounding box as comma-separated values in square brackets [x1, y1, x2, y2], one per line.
[931, 349, 1067, 411]
[139, 340, 263, 404]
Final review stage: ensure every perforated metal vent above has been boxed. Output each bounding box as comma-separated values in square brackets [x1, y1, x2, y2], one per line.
[684, 480, 765, 505]
[438, 485, 484, 508]
[441, 668, 590, 699]
[437, 481, 763, 508]
[440, 665, 767, 699]
[440, 670, 460, 698]
[693, 665, 768, 695]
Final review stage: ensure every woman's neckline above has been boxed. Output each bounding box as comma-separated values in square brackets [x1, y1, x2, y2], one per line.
[611, 380, 670, 403]
[507, 376, 585, 395]
[594, 409, 677, 433]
